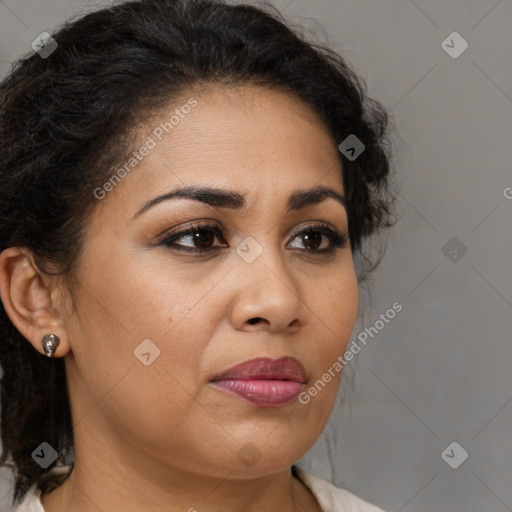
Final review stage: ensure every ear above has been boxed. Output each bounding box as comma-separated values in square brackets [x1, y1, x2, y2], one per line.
[0, 247, 71, 358]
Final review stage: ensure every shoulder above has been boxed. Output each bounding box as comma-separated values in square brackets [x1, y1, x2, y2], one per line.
[11, 485, 44, 512]
[294, 467, 388, 512]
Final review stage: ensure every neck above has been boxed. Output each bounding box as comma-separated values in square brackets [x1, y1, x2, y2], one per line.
[40, 462, 320, 512]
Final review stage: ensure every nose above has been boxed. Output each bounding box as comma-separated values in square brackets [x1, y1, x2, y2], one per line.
[227, 241, 308, 333]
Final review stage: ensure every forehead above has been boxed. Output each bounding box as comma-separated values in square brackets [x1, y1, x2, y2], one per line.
[93, 83, 344, 219]
[186, 83, 335, 151]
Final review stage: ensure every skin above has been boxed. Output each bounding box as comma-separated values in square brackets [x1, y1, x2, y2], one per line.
[0, 83, 359, 512]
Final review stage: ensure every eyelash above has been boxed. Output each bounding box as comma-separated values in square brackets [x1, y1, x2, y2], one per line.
[159, 221, 348, 255]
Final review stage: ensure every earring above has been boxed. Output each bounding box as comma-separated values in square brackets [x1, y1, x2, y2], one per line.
[42, 334, 60, 358]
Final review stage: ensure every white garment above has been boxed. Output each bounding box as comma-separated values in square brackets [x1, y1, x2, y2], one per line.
[295, 468, 387, 512]
[13, 466, 386, 512]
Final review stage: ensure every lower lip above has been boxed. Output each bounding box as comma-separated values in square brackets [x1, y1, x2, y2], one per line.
[211, 379, 305, 407]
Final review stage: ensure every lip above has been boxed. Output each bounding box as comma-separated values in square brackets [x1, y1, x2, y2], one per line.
[210, 356, 307, 407]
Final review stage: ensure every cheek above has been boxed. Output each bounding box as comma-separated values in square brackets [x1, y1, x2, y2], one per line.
[59, 264, 145, 408]
[302, 268, 359, 398]
[67, 247, 218, 402]
[65, 281, 211, 456]
[73, 249, 195, 347]
[311, 266, 359, 345]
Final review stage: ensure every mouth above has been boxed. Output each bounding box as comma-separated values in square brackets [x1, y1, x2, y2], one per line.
[210, 356, 307, 407]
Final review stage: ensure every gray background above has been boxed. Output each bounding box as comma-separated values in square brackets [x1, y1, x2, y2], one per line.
[1, 0, 511, 511]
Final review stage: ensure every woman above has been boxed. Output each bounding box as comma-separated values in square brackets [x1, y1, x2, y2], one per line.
[0, 0, 398, 510]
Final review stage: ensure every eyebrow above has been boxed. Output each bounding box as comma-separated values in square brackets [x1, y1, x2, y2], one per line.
[133, 185, 347, 219]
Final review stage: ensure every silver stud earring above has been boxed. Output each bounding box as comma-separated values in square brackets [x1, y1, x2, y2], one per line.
[42, 334, 60, 358]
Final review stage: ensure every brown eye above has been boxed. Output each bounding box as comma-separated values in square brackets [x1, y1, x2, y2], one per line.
[301, 231, 323, 251]
[160, 223, 227, 251]
[189, 229, 216, 248]
[287, 224, 348, 253]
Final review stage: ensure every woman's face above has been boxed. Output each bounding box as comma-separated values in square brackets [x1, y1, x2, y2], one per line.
[62, 84, 359, 479]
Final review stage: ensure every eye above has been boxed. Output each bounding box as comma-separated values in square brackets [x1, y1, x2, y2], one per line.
[159, 221, 348, 254]
[287, 223, 348, 254]
[160, 222, 227, 252]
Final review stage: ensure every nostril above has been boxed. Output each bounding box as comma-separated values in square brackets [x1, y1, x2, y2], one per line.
[248, 317, 263, 325]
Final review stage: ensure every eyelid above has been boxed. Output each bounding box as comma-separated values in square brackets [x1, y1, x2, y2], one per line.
[286, 221, 337, 242]
[157, 220, 225, 243]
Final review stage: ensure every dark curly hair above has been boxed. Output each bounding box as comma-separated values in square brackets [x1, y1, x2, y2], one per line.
[0, 0, 399, 506]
